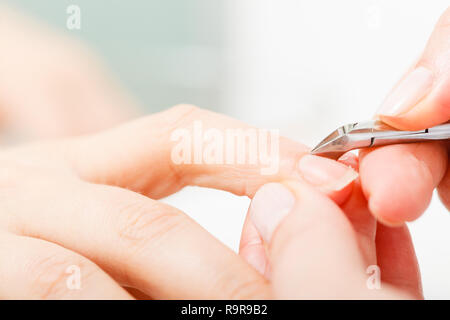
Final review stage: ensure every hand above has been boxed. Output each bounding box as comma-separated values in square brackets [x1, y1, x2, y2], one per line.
[0, 104, 360, 299]
[0, 5, 137, 141]
[358, 7, 450, 224]
[242, 179, 422, 299]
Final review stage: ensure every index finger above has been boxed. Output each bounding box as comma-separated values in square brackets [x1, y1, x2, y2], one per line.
[61, 105, 355, 200]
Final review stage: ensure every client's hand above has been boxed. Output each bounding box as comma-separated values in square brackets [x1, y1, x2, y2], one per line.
[0, 105, 358, 299]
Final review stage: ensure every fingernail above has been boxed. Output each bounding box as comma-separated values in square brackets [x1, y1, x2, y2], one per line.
[377, 66, 434, 116]
[297, 154, 358, 192]
[249, 183, 295, 243]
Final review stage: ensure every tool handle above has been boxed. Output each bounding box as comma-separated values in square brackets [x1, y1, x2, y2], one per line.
[371, 122, 450, 147]
[427, 122, 450, 139]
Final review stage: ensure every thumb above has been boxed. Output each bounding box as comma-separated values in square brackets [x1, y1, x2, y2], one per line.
[248, 181, 413, 299]
[248, 181, 368, 299]
[376, 7, 450, 130]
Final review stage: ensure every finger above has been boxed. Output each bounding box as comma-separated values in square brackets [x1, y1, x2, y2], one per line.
[239, 157, 358, 277]
[124, 287, 153, 300]
[376, 7, 450, 129]
[340, 180, 377, 265]
[5, 173, 269, 299]
[438, 143, 450, 210]
[338, 151, 359, 171]
[375, 223, 423, 299]
[239, 212, 269, 278]
[64, 105, 357, 199]
[0, 233, 132, 300]
[338, 153, 377, 264]
[248, 181, 368, 299]
[248, 181, 414, 299]
[239, 180, 373, 279]
[359, 141, 448, 224]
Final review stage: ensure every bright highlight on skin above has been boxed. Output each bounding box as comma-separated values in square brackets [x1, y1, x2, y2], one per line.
[377, 66, 434, 117]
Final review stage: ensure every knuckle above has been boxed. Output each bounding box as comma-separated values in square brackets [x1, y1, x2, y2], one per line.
[27, 252, 89, 299]
[166, 104, 202, 127]
[115, 200, 186, 251]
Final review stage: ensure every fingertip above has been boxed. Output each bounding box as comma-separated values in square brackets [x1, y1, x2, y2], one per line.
[366, 177, 433, 224]
[360, 144, 442, 224]
[297, 154, 358, 205]
[325, 181, 355, 206]
[338, 152, 359, 171]
[369, 197, 422, 227]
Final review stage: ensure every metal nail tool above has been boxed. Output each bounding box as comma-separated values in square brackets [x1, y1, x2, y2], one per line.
[311, 120, 450, 160]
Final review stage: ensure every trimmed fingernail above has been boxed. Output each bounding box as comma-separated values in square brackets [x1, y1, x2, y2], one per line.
[297, 154, 358, 192]
[249, 183, 295, 243]
[377, 66, 434, 116]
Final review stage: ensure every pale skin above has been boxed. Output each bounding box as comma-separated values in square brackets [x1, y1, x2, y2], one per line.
[0, 5, 448, 299]
[0, 105, 421, 299]
[239, 6, 450, 299]
[363, 6, 450, 221]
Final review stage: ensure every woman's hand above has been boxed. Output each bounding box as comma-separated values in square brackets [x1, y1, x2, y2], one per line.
[0, 105, 359, 299]
[355, 7, 450, 225]
[242, 178, 422, 299]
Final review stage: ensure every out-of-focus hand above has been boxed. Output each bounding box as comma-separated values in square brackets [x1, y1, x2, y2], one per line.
[0, 105, 359, 299]
[358, 7, 450, 224]
[0, 5, 138, 141]
[242, 179, 422, 299]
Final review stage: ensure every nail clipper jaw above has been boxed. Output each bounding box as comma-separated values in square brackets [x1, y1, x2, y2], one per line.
[310, 127, 351, 160]
[310, 122, 375, 159]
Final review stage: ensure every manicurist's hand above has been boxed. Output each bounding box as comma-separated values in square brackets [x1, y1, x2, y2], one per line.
[0, 105, 359, 299]
[357, 7, 450, 224]
[243, 179, 422, 299]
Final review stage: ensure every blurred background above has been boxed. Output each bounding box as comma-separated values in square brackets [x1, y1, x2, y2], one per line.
[6, 0, 450, 298]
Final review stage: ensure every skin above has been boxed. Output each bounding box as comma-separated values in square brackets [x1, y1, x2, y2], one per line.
[359, 6, 450, 223]
[238, 7, 450, 298]
[0, 104, 371, 299]
[0, 4, 445, 299]
[256, 180, 422, 299]
[240, 160, 422, 299]
[0, 104, 423, 299]
[0, 104, 350, 299]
